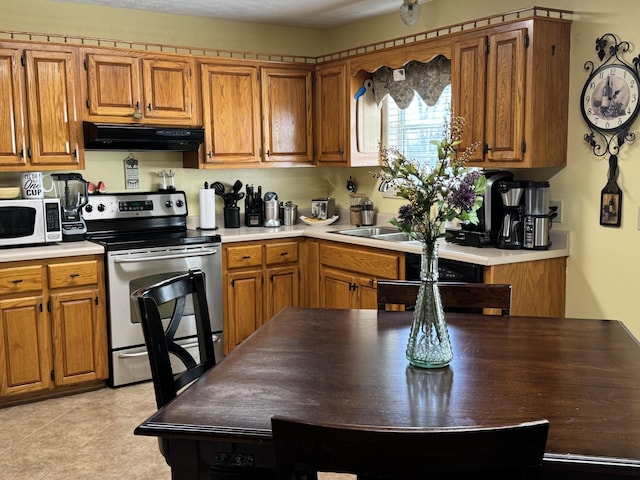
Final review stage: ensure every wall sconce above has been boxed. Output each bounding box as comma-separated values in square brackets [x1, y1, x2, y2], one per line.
[400, 0, 421, 26]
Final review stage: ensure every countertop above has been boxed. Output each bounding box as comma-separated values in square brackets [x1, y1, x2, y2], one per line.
[191, 215, 570, 267]
[0, 240, 104, 263]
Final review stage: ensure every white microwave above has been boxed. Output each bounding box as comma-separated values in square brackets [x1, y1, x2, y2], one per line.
[0, 198, 62, 247]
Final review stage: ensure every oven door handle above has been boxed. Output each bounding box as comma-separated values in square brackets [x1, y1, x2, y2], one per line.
[117, 335, 222, 358]
[113, 248, 219, 263]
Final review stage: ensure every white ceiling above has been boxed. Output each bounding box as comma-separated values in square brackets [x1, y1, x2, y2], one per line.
[56, 0, 420, 29]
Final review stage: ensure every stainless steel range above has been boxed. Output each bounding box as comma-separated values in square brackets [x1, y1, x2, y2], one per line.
[84, 191, 223, 387]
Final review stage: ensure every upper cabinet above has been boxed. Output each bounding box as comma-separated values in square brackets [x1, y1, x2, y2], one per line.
[0, 44, 83, 171]
[82, 50, 198, 126]
[315, 62, 348, 165]
[261, 66, 313, 165]
[198, 62, 262, 165]
[185, 62, 313, 169]
[452, 17, 571, 168]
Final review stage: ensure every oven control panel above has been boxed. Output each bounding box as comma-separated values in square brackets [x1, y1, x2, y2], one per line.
[83, 191, 188, 220]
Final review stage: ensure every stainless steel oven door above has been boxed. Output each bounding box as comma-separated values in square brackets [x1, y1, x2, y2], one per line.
[106, 243, 223, 386]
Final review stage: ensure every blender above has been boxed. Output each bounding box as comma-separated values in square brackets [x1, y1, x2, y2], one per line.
[51, 173, 89, 241]
[497, 181, 525, 249]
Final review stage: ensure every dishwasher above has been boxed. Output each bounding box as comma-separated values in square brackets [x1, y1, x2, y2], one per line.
[405, 253, 484, 313]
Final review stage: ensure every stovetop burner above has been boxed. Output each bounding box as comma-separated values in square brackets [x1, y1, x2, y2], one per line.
[84, 191, 220, 250]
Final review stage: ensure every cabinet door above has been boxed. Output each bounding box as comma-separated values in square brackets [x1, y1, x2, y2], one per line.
[23, 49, 82, 168]
[0, 48, 27, 168]
[142, 57, 195, 123]
[0, 295, 52, 396]
[320, 267, 357, 309]
[85, 53, 142, 119]
[315, 63, 347, 164]
[452, 35, 486, 163]
[485, 28, 527, 163]
[200, 64, 261, 164]
[226, 269, 262, 349]
[261, 67, 313, 164]
[355, 276, 378, 310]
[265, 265, 299, 320]
[50, 288, 108, 386]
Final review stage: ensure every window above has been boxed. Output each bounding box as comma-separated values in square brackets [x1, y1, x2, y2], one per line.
[381, 84, 451, 170]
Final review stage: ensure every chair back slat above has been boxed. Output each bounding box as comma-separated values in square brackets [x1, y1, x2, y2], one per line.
[272, 416, 549, 480]
[377, 280, 512, 315]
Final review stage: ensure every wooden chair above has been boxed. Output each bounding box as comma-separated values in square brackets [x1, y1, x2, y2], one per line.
[377, 280, 512, 315]
[131, 267, 217, 410]
[272, 416, 549, 480]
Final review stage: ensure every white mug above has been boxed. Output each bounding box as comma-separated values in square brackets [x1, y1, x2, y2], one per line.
[20, 172, 55, 199]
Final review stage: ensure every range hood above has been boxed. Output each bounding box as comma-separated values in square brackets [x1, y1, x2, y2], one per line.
[83, 122, 204, 152]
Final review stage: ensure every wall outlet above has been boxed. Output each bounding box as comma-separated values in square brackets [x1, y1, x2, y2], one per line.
[550, 200, 563, 223]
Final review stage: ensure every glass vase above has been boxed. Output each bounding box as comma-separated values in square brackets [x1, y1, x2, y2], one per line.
[405, 241, 453, 368]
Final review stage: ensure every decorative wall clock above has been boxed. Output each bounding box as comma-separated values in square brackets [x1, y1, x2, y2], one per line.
[581, 33, 640, 227]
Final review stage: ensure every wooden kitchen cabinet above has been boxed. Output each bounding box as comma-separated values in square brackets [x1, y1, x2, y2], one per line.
[0, 44, 83, 171]
[83, 50, 197, 125]
[318, 241, 404, 310]
[315, 62, 348, 164]
[261, 66, 313, 165]
[223, 239, 300, 353]
[0, 256, 108, 405]
[197, 63, 262, 165]
[451, 17, 571, 168]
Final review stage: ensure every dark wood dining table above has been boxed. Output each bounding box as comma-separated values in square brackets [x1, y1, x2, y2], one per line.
[136, 307, 640, 480]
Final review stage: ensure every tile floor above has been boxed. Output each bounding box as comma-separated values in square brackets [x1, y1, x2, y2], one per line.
[0, 382, 170, 480]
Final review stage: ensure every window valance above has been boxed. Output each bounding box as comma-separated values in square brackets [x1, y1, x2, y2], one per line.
[372, 55, 451, 109]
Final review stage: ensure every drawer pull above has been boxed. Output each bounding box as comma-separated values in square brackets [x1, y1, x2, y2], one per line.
[280, 251, 288, 256]
[11, 279, 23, 285]
[242, 255, 251, 259]
[69, 273, 80, 278]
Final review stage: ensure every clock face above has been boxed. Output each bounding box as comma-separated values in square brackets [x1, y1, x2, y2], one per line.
[581, 63, 640, 132]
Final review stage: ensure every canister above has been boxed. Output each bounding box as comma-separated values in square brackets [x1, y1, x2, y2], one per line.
[283, 202, 297, 226]
[361, 200, 375, 226]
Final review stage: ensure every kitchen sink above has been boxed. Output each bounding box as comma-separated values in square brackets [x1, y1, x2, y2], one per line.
[330, 227, 420, 243]
[330, 226, 401, 237]
[371, 232, 415, 242]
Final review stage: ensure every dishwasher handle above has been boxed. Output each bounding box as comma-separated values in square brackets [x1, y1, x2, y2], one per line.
[113, 247, 218, 263]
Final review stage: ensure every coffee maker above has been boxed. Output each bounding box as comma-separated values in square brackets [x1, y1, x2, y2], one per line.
[51, 173, 89, 241]
[496, 181, 525, 249]
[523, 181, 554, 250]
[446, 170, 513, 247]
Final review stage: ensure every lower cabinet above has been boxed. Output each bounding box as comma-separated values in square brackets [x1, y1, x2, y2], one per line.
[223, 239, 300, 353]
[317, 241, 405, 310]
[0, 255, 108, 403]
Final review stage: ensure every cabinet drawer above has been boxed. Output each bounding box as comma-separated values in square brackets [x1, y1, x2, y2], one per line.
[226, 245, 263, 268]
[320, 244, 401, 278]
[48, 261, 99, 288]
[0, 266, 43, 294]
[265, 242, 298, 265]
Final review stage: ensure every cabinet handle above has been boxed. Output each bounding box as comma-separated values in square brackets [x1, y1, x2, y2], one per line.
[265, 150, 270, 157]
[147, 103, 153, 111]
[19, 149, 24, 158]
[69, 273, 80, 278]
[280, 251, 288, 256]
[208, 151, 213, 158]
[242, 255, 251, 259]
[11, 279, 23, 284]
[72, 149, 77, 158]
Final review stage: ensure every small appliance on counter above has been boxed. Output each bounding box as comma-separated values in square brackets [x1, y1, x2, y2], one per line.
[496, 181, 525, 249]
[523, 181, 555, 250]
[245, 184, 263, 227]
[51, 173, 89, 242]
[280, 201, 298, 226]
[311, 197, 335, 220]
[263, 192, 280, 227]
[446, 170, 513, 247]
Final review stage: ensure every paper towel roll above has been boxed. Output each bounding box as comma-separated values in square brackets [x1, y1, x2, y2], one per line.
[199, 189, 217, 230]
